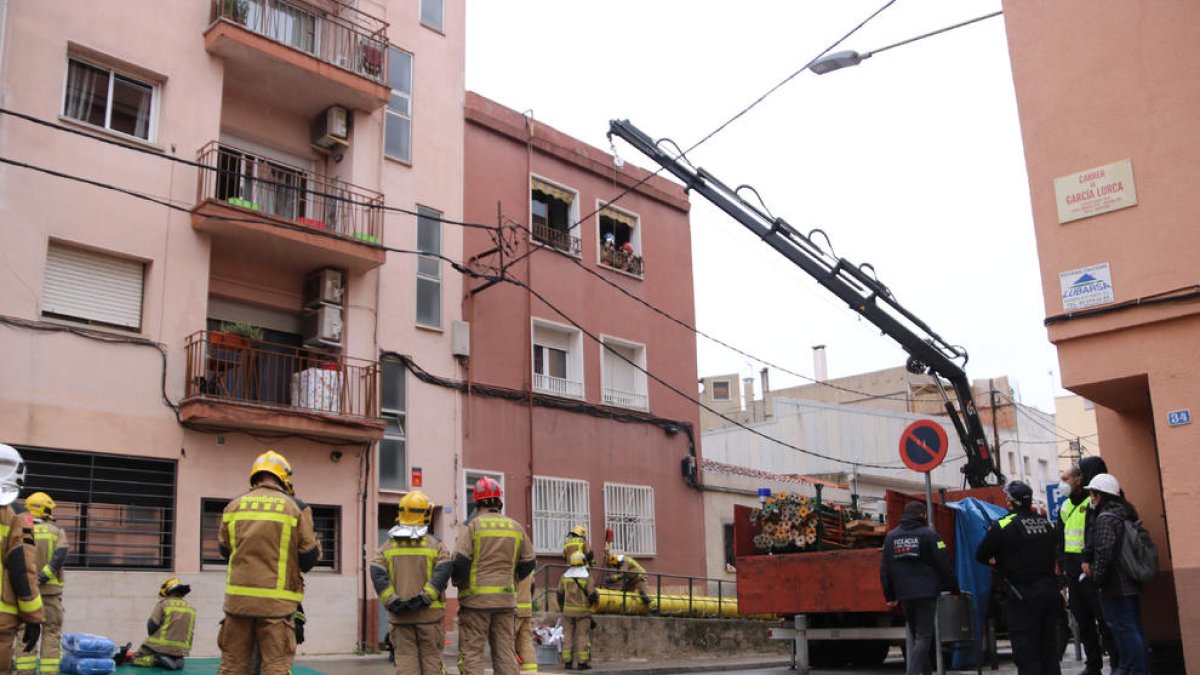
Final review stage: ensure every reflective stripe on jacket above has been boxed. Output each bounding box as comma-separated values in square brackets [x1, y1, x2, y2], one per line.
[144, 597, 196, 657]
[374, 534, 450, 625]
[558, 576, 594, 617]
[1060, 498, 1088, 554]
[0, 506, 43, 621]
[32, 520, 68, 594]
[219, 485, 320, 617]
[453, 508, 535, 609]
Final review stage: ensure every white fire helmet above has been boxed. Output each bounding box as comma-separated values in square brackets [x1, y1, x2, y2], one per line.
[0, 445, 26, 506]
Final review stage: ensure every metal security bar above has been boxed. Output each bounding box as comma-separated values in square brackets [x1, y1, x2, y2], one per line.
[604, 483, 656, 556]
[211, 0, 389, 84]
[20, 447, 176, 570]
[532, 477, 589, 555]
[532, 372, 584, 399]
[532, 222, 582, 256]
[201, 498, 340, 570]
[600, 247, 644, 276]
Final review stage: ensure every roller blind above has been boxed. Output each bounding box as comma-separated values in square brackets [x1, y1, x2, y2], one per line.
[43, 243, 144, 329]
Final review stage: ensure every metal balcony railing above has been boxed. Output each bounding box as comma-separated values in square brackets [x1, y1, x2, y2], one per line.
[601, 247, 644, 276]
[197, 141, 384, 244]
[184, 330, 380, 420]
[212, 0, 389, 84]
[603, 386, 648, 410]
[533, 372, 584, 398]
[532, 222, 582, 256]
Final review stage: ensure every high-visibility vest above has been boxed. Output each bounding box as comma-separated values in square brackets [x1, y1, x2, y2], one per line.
[1060, 498, 1089, 554]
[145, 598, 196, 656]
[380, 537, 446, 610]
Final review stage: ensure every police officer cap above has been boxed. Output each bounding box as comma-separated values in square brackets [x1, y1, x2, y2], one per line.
[1004, 480, 1033, 503]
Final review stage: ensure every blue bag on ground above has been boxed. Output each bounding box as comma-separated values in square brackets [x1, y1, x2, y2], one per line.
[60, 633, 116, 674]
[60, 652, 116, 675]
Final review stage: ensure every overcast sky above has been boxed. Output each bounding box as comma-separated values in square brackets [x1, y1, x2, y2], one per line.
[465, 1, 1067, 414]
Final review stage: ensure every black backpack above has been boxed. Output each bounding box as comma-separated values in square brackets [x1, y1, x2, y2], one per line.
[1100, 512, 1158, 583]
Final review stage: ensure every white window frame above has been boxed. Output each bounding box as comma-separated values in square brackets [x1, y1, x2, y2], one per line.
[595, 201, 642, 277]
[420, 0, 444, 32]
[415, 205, 442, 328]
[531, 476, 589, 555]
[61, 56, 159, 142]
[599, 335, 648, 410]
[464, 469, 505, 521]
[531, 317, 584, 399]
[604, 482, 656, 557]
[530, 174, 581, 257]
[42, 241, 145, 331]
[710, 379, 732, 402]
[384, 47, 413, 164]
[379, 360, 407, 492]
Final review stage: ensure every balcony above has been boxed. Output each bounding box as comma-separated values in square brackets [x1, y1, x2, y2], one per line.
[603, 387, 648, 410]
[600, 247, 644, 277]
[532, 222, 582, 257]
[533, 372, 584, 399]
[191, 141, 385, 273]
[180, 331, 384, 442]
[205, 0, 390, 115]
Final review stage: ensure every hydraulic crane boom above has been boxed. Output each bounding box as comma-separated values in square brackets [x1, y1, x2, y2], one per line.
[609, 119, 1003, 488]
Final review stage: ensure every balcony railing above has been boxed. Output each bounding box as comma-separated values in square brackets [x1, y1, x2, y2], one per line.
[197, 141, 384, 244]
[184, 330, 380, 420]
[601, 247, 644, 276]
[532, 222, 582, 256]
[212, 0, 389, 84]
[533, 372, 584, 398]
[603, 387, 648, 410]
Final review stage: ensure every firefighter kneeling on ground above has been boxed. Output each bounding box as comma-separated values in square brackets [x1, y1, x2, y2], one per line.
[0, 446, 44, 673]
[605, 552, 651, 609]
[557, 552, 598, 671]
[16, 491, 67, 675]
[114, 576, 197, 670]
[370, 490, 451, 675]
[217, 450, 320, 675]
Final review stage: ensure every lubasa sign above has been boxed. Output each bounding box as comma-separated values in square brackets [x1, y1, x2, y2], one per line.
[1059, 262, 1115, 311]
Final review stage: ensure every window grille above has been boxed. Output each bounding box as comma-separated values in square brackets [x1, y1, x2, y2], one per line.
[20, 446, 175, 570]
[532, 477, 589, 555]
[201, 498, 340, 571]
[604, 483, 655, 556]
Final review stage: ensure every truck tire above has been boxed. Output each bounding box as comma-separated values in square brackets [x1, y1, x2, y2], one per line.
[848, 640, 891, 667]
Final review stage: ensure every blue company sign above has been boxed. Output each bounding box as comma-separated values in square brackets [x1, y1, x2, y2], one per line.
[1046, 485, 1067, 522]
[1064, 272, 1112, 299]
[1168, 409, 1192, 427]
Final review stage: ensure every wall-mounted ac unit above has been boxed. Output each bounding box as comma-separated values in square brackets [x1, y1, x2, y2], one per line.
[312, 105, 350, 153]
[302, 303, 344, 348]
[304, 268, 344, 308]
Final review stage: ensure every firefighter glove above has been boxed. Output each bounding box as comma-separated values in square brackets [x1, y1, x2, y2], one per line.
[385, 598, 407, 614]
[294, 619, 305, 645]
[416, 592, 433, 608]
[37, 571, 48, 586]
[22, 623, 40, 652]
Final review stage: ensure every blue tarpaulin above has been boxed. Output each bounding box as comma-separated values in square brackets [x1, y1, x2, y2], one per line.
[946, 497, 1008, 669]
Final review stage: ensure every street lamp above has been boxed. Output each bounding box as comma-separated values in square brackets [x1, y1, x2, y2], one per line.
[809, 9, 1003, 75]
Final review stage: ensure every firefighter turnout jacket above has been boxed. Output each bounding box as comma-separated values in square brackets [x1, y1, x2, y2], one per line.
[143, 597, 196, 657]
[452, 507, 536, 609]
[219, 484, 321, 617]
[0, 505, 42, 623]
[371, 534, 452, 625]
[562, 536, 593, 566]
[556, 573, 597, 618]
[516, 574, 533, 619]
[31, 519, 67, 595]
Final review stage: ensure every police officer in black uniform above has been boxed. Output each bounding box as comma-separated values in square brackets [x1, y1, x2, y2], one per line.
[976, 481, 1062, 675]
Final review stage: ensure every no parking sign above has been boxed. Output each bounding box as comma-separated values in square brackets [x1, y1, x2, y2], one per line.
[898, 419, 948, 472]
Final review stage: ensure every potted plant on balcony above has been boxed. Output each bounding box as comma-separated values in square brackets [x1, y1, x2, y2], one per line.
[210, 321, 263, 349]
[221, 0, 249, 24]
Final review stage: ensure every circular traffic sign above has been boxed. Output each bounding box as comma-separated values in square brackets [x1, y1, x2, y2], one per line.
[898, 419, 948, 473]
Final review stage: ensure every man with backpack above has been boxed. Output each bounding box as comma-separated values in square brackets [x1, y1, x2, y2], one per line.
[1083, 473, 1151, 675]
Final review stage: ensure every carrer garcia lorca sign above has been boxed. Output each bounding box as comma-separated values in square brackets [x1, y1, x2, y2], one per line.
[1059, 262, 1115, 311]
[1053, 159, 1137, 224]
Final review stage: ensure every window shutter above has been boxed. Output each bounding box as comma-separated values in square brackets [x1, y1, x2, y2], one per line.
[43, 243, 144, 329]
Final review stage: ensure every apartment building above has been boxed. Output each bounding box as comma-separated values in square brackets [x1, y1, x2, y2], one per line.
[1004, 1, 1194, 665]
[0, 0, 463, 654]
[461, 93, 706, 580]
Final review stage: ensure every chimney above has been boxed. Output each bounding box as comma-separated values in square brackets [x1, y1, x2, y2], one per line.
[743, 377, 756, 422]
[813, 345, 828, 381]
[760, 368, 772, 419]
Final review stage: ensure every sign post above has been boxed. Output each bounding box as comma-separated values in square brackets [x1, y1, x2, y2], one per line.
[899, 420, 949, 526]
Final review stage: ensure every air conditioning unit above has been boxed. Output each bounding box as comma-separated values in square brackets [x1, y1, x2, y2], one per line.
[312, 105, 350, 152]
[302, 303, 344, 348]
[304, 268, 345, 308]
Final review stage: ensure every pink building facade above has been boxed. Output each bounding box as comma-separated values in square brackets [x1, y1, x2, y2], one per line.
[1005, 1, 1198, 668]
[462, 93, 707, 582]
[0, 0, 464, 654]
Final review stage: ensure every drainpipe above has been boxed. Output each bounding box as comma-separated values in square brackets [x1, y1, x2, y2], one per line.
[742, 378, 755, 423]
[0, 0, 8, 107]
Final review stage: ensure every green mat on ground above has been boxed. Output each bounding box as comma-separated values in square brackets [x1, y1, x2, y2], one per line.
[115, 658, 327, 674]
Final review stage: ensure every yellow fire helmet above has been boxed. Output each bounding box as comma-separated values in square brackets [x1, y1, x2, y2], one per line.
[25, 492, 56, 521]
[606, 552, 621, 567]
[569, 525, 587, 539]
[568, 551, 586, 567]
[250, 450, 294, 494]
[159, 576, 191, 597]
[397, 490, 434, 527]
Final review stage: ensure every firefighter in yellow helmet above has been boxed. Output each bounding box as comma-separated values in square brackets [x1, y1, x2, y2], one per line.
[370, 491, 451, 674]
[605, 552, 651, 608]
[561, 525, 593, 566]
[453, 477, 535, 675]
[556, 552, 598, 671]
[15, 492, 66, 675]
[114, 576, 196, 670]
[0, 446, 44, 672]
[217, 450, 320, 675]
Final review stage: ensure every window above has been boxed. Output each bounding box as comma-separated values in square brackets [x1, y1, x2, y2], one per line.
[598, 207, 642, 276]
[1022, 456, 1031, 480]
[710, 380, 731, 401]
[379, 359, 407, 491]
[1007, 451, 1017, 476]
[215, 145, 308, 221]
[605, 483, 655, 556]
[201, 498, 340, 570]
[416, 206, 442, 328]
[63, 58, 155, 140]
[723, 523, 736, 568]
[21, 446, 175, 570]
[385, 48, 413, 162]
[532, 320, 583, 398]
[530, 177, 580, 255]
[43, 242, 145, 331]
[420, 0, 444, 31]
[1039, 459, 1051, 485]
[465, 470, 504, 521]
[601, 337, 647, 410]
[532, 477, 589, 555]
[246, 0, 317, 54]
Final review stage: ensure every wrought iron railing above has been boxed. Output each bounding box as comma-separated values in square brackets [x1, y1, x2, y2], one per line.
[532, 222, 582, 256]
[196, 141, 384, 245]
[601, 247, 644, 276]
[212, 0, 389, 84]
[533, 372, 584, 398]
[603, 386, 648, 410]
[184, 330, 380, 420]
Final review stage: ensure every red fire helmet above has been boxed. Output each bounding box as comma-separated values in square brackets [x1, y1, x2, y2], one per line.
[473, 476, 503, 502]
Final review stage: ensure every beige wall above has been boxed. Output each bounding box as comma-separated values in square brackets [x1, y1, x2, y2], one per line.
[1054, 395, 1100, 472]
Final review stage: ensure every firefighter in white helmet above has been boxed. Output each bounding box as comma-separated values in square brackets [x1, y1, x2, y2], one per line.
[0, 445, 44, 670]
